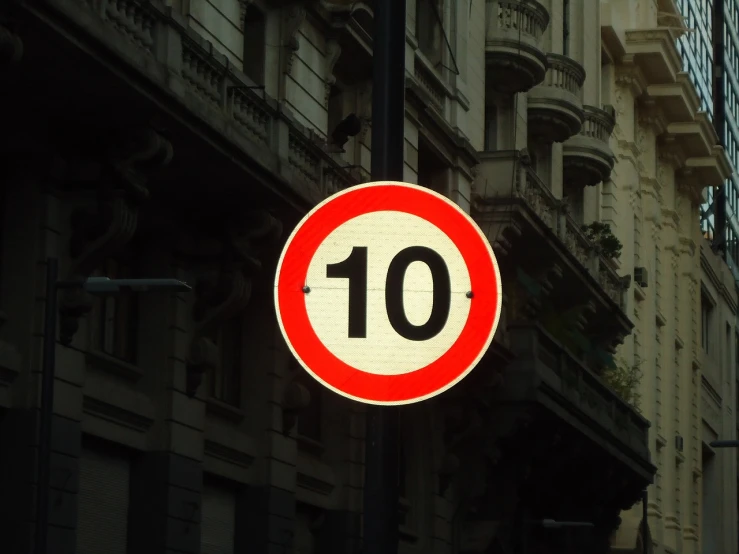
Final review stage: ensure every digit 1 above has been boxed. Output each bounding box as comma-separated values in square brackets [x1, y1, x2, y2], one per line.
[385, 246, 451, 341]
[326, 246, 368, 338]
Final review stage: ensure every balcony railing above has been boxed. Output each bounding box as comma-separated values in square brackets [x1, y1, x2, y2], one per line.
[46, 0, 366, 202]
[477, 151, 627, 310]
[508, 324, 650, 461]
[541, 53, 586, 94]
[580, 105, 616, 142]
[487, 0, 549, 42]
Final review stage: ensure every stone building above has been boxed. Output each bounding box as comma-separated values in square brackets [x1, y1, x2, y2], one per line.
[0, 1, 654, 553]
[600, 1, 734, 554]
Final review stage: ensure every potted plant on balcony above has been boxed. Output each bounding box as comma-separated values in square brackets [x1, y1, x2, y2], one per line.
[600, 357, 643, 410]
[581, 222, 623, 267]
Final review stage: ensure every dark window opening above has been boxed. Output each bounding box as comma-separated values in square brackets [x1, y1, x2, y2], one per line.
[416, 0, 443, 66]
[417, 137, 448, 195]
[484, 105, 497, 151]
[210, 317, 243, 407]
[92, 256, 139, 363]
[243, 7, 266, 84]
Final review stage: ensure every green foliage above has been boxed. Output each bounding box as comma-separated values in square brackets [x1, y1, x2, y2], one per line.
[601, 357, 642, 410]
[581, 222, 623, 260]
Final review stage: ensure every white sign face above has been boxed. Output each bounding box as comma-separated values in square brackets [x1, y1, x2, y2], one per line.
[304, 210, 472, 375]
[274, 181, 502, 405]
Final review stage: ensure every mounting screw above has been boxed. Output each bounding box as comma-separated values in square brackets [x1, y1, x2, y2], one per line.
[466, 291, 474, 299]
[302, 286, 311, 293]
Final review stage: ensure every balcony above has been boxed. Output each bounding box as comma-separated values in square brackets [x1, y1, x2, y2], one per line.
[473, 151, 632, 355]
[6, 0, 371, 211]
[527, 54, 585, 143]
[485, 0, 549, 94]
[563, 105, 616, 188]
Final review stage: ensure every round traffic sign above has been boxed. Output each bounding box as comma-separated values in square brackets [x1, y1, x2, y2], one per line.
[274, 181, 502, 405]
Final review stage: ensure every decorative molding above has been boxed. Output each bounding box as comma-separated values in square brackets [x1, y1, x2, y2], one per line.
[638, 99, 667, 135]
[204, 439, 255, 468]
[85, 349, 144, 382]
[82, 394, 155, 432]
[658, 135, 686, 169]
[59, 129, 173, 346]
[282, 5, 307, 76]
[324, 39, 342, 106]
[615, 59, 647, 97]
[177, 211, 282, 397]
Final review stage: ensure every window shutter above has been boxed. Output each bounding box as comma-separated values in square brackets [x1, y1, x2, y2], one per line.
[201, 483, 236, 554]
[77, 447, 130, 554]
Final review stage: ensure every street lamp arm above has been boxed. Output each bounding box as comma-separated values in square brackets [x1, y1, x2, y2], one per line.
[540, 519, 595, 529]
[56, 276, 191, 293]
[709, 440, 739, 448]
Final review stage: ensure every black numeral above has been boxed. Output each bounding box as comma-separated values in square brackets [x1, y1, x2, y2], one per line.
[326, 247, 368, 338]
[326, 246, 451, 341]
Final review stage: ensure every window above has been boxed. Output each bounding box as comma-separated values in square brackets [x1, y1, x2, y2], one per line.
[416, 0, 443, 66]
[417, 136, 449, 195]
[210, 317, 243, 407]
[484, 104, 497, 151]
[243, 6, 266, 84]
[91, 256, 139, 363]
[701, 291, 714, 352]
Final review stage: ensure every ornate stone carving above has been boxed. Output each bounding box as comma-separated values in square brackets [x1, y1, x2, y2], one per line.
[324, 40, 342, 106]
[615, 59, 646, 96]
[0, 24, 23, 65]
[179, 211, 282, 397]
[59, 129, 173, 345]
[282, 5, 307, 76]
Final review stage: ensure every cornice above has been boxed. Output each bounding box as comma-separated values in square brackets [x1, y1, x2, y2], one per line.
[624, 28, 682, 86]
[644, 73, 700, 124]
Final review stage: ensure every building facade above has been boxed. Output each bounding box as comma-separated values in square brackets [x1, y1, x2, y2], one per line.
[602, 1, 734, 554]
[0, 1, 654, 553]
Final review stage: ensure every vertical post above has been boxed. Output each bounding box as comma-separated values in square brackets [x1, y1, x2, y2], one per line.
[363, 0, 406, 552]
[35, 257, 58, 554]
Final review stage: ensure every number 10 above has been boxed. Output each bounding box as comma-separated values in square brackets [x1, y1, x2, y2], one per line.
[326, 246, 452, 341]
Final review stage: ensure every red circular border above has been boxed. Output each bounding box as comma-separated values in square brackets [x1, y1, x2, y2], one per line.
[275, 183, 501, 404]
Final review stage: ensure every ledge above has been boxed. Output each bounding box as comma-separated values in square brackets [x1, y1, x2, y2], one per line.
[206, 397, 246, 424]
[624, 28, 682, 85]
[85, 350, 144, 382]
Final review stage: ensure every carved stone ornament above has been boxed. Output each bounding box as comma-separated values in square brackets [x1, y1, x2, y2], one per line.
[0, 24, 23, 65]
[59, 129, 173, 345]
[282, 5, 308, 76]
[179, 211, 283, 397]
[324, 39, 342, 106]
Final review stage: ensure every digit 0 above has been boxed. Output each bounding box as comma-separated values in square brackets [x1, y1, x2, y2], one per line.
[326, 246, 452, 341]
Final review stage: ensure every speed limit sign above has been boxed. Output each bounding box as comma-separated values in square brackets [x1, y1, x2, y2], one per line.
[274, 181, 502, 405]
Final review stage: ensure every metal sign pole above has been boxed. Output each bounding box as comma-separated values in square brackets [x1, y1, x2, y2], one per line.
[363, 0, 406, 552]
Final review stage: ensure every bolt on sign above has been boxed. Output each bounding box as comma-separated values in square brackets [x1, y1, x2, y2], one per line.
[274, 181, 502, 405]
